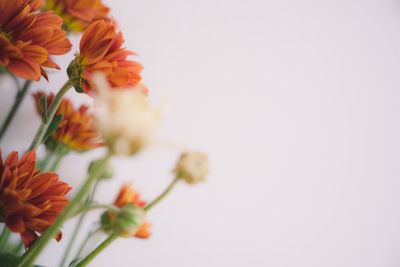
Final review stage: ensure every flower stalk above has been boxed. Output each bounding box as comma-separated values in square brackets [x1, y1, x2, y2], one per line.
[0, 226, 10, 253]
[75, 234, 118, 267]
[28, 80, 73, 151]
[144, 177, 180, 212]
[59, 178, 102, 267]
[0, 80, 32, 142]
[18, 152, 112, 267]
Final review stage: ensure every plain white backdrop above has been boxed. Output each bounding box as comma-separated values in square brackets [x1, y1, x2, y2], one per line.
[1, 0, 400, 266]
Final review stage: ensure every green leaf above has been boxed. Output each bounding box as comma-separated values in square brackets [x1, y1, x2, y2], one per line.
[42, 114, 62, 144]
[39, 95, 48, 123]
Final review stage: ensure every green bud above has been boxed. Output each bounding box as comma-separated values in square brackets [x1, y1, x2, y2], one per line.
[88, 160, 114, 180]
[114, 204, 145, 238]
[101, 204, 145, 238]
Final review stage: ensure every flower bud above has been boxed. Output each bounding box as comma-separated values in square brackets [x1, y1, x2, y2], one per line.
[101, 204, 145, 238]
[173, 152, 209, 184]
[88, 159, 114, 179]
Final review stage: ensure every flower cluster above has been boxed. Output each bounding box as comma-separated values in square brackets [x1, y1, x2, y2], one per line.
[0, 0, 208, 266]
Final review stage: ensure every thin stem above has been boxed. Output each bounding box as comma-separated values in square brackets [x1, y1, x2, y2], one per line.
[14, 239, 24, 255]
[0, 226, 10, 253]
[59, 179, 101, 267]
[18, 152, 112, 267]
[74, 228, 101, 260]
[144, 177, 180, 212]
[75, 234, 118, 267]
[28, 80, 72, 152]
[38, 150, 54, 171]
[50, 153, 65, 172]
[0, 80, 32, 142]
[58, 212, 86, 267]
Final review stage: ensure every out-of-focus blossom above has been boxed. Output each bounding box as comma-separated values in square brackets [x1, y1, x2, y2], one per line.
[101, 184, 150, 238]
[33, 91, 103, 152]
[68, 20, 144, 94]
[0, 0, 71, 81]
[91, 73, 159, 156]
[173, 152, 209, 184]
[44, 0, 110, 33]
[0, 150, 71, 248]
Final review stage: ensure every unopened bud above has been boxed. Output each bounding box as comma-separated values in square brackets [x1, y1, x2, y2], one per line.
[88, 160, 114, 179]
[173, 152, 209, 184]
[101, 204, 145, 238]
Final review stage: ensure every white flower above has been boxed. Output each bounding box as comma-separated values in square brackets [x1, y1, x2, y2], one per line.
[173, 152, 209, 184]
[91, 73, 160, 156]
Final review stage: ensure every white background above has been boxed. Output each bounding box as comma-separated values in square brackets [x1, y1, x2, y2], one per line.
[1, 0, 400, 266]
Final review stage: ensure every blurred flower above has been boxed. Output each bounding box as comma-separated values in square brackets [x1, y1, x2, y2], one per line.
[174, 152, 209, 184]
[0, 0, 72, 81]
[0, 150, 71, 248]
[33, 91, 103, 152]
[44, 0, 110, 33]
[68, 20, 143, 94]
[91, 73, 159, 156]
[101, 184, 150, 238]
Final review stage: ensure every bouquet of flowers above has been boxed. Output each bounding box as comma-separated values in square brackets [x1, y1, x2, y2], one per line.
[0, 0, 209, 266]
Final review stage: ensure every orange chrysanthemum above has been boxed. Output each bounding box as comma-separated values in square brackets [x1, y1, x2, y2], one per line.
[69, 20, 144, 94]
[0, 150, 71, 248]
[0, 0, 72, 81]
[112, 184, 150, 238]
[33, 91, 103, 152]
[44, 0, 110, 33]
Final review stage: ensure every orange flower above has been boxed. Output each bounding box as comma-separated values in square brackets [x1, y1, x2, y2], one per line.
[33, 91, 103, 152]
[0, 0, 72, 81]
[112, 184, 150, 238]
[44, 0, 110, 32]
[68, 20, 144, 94]
[0, 150, 71, 248]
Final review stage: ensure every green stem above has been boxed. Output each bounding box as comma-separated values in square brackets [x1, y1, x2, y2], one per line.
[18, 153, 112, 267]
[50, 153, 65, 172]
[0, 80, 32, 142]
[59, 179, 101, 267]
[58, 212, 86, 267]
[144, 177, 180, 212]
[74, 228, 101, 260]
[0, 226, 10, 253]
[38, 150, 54, 171]
[75, 234, 118, 267]
[28, 80, 72, 152]
[14, 239, 24, 255]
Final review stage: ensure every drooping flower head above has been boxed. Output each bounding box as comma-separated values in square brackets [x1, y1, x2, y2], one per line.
[0, 0, 72, 81]
[33, 91, 103, 152]
[0, 150, 71, 248]
[101, 184, 150, 238]
[91, 73, 159, 156]
[44, 0, 110, 33]
[67, 20, 144, 94]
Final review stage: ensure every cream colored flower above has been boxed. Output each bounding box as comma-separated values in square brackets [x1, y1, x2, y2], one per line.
[91, 73, 160, 155]
[173, 152, 209, 184]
